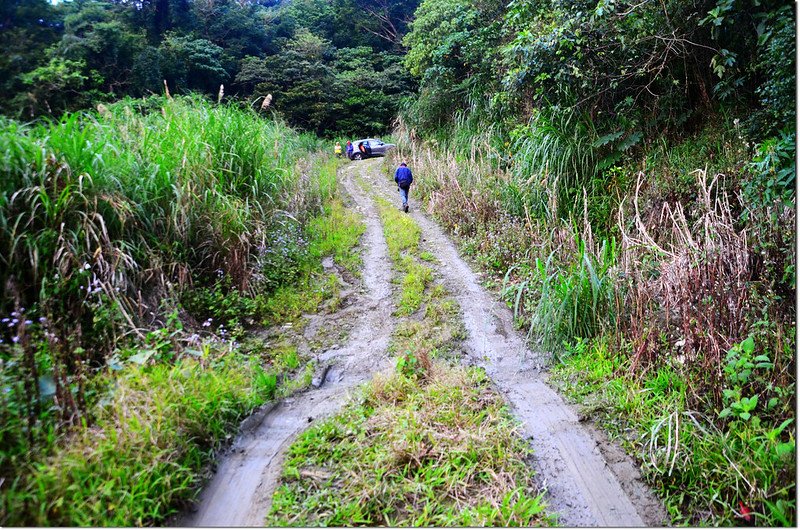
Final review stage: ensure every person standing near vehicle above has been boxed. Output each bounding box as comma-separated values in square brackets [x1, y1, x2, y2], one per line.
[334, 141, 342, 158]
[394, 161, 413, 213]
[346, 140, 353, 159]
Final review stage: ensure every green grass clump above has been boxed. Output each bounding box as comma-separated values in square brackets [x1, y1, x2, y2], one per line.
[393, 284, 465, 361]
[307, 199, 366, 276]
[274, 343, 301, 370]
[397, 257, 433, 315]
[2, 351, 277, 526]
[266, 363, 551, 527]
[373, 196, 434, 315]
[502, 238, 618, 353]
[257, 273, 340, 325]
[375, 197, 422, 261]
[550, 338, 796, 527]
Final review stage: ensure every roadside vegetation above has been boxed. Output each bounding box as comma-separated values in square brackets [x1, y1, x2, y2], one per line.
[0, 96, 364, 525]
[392, 0, 795, 525]
[550, 338, 795, 526]
[267, 179, 550, 526]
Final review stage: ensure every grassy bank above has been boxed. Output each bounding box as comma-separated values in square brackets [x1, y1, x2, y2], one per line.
[5, 350, 275, 526]
[550, 338, 795, 526]
[0, 96, 366, 525]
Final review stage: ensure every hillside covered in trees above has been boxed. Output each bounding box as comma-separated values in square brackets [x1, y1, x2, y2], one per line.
[0, 0, 795, 527]
[1, 0, 418, 135]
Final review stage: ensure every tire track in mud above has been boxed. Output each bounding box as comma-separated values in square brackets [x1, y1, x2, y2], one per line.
[176, 163, 395, 527]
[358, 158, 668, 527]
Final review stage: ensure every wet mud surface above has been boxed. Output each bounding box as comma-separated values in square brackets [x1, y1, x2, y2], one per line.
[177, 159, 668, 527]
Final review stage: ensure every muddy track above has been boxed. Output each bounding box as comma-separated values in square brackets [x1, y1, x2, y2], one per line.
[358, 159, 668, 527]
[179, 159, 667, 527]
[176, 163, 394, 527]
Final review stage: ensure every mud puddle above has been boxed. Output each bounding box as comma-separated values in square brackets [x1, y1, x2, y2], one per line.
[359, 158, 668, 526]
[176, 163, 395, 527]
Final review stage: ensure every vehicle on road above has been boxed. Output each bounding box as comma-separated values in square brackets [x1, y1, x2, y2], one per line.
[350, 138, 395, 160]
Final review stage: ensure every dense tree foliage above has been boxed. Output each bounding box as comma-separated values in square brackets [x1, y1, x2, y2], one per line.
[0, 0, 418, 135]
[403, 0, 794, 143]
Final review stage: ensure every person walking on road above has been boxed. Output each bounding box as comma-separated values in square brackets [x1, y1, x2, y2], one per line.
[394, 161, 413, 213]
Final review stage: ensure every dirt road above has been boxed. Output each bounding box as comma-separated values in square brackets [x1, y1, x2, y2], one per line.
[176, 162, 395, 526]
[178, 159, 667, 527]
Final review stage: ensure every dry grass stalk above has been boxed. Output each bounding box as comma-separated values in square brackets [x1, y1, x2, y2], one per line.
[620, 169, 750, 399]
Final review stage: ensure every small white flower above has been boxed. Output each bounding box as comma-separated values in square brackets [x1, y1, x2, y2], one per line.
[83, 263, 91, 270]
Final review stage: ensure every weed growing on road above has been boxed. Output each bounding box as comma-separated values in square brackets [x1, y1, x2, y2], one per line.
[266, 363, 552, 526]
[374, 195, 434, 315]
[308, 200, 366, 277]
[376, 197, 422, 260]
[393, 284, 465, 362]
[265, 166, 549, 526]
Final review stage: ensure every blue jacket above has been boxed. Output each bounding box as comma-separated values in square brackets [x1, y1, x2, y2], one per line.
[395, 166, 413, 188]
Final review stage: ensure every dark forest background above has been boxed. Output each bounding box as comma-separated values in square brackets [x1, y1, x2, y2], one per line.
[0, 0, 419, 136]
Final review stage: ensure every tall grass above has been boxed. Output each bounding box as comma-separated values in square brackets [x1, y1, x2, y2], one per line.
[0, 95, 330, 505]
[510, 107, 599, 220]
[504, 237, 618, 353]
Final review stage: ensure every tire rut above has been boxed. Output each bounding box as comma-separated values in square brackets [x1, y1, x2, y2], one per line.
[358, 158, 668, 527]
[176, 163, 394, 527]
